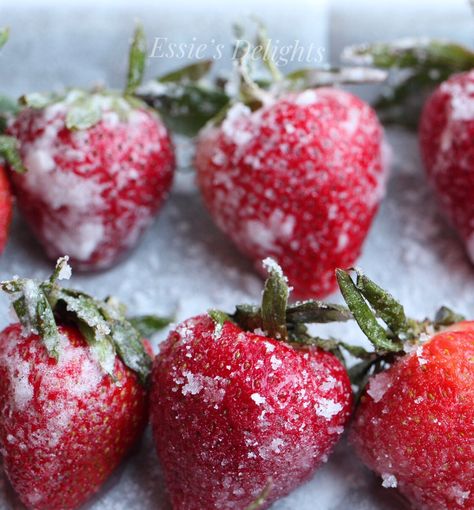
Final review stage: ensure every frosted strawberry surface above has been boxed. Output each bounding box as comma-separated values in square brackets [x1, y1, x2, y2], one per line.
[151, 315, 352, 509]
[8, 92, 175, 271]
[196, 90, 387, 299]
[0, 127, 473, 509]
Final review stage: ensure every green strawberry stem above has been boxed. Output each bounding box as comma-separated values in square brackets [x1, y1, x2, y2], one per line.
[209, 258, 352, 356]
[125, 21, 147, 96]
[1, 257, 170, 385]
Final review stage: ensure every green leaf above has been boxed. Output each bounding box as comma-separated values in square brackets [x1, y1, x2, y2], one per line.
[65, 99, 102, 130]
[434, 306, 465, 327]
[19, 92, 55, 109]
[232, 304, 263, 332]
[261, 259, 289, 341]
[208, 309, 232, 327]
[0, 27, 9, 50]
[286, 300, 352, 324]
[139, 83, 230, 136]
[0, 135, 26, 173]
[158, 60, 213, 84]
[35, 290, 61, 357]
[285, 66, 387, 90]
[55, 289, 116, 376]
[355, 270, 408, 337]
[339, 342, 374, 360]
[0, 95, 19, 134]
[109, 319, 152, 385]
[2, 277, 61, 358]
[336, 269, 402, 353]
[129, 314, 172, 338]
[342, 39, 474, 128]
[125, 22, 147, 95]
[343, 39, 474, 71]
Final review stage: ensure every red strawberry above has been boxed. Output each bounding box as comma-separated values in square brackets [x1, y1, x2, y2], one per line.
[337, 269, 474, 510]
[196, 88, 387, 299]
[0, 162, 12, 252]
[7, 24, 175, 271]
[0, 29, 21, 254]
[0, 257, 164, 510]
[151, 259, 353, 509]
[419, 70, 474, 263]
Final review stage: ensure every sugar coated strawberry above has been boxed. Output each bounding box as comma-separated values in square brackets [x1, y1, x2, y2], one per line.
[337, 269, 474, 510]
[420, 70, 474, 264]
[0, 257, 167, 510]
[0, 162, 12, 253]
[151, 259, 353, 509]
[7, 24, 175, 271]
[0, 29, 23, 255]
[196, 68, 387, 300]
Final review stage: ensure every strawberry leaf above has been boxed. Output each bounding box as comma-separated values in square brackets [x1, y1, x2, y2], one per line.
[65, 98, 102, 130]
[434, 306, 465, 327]
[284, 66, 387, 90]
[158, 60, 213, 84]
[261, 259, 289, 341]
[0, 135, 26, 173]
[354, 270, 408, 337]
[0, 95, 18, 134]
[336, 269, 402, 352]
[125, 22, 147, 95]
[19, 92, 56, 109]
[129, 315, 173, 337]
[139, 84, 229, 137]
[108, 319, 152, 386]
[342, 39, 474, 127]
[286, 300, 352, 324]
[0, 27, 9, 50]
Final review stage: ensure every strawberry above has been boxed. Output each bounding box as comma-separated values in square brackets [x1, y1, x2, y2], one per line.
[151, 259, 353, 509]
[193, 33, 387, 300]
[7, 24, 175, 271]
[419, 70, 474, 263]
[0, 257, 166, 510]
[336, 269, 474, 510]
[0, 28, 23, 255]
[0, 162, 12, 253]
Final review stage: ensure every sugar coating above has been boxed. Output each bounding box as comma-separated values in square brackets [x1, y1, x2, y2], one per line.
[151, 314, 352, 510]
[196, 88, 387, 299]
[9, 93, 175, 271]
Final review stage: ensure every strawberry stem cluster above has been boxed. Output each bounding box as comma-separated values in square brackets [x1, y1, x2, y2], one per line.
[1, 257, 170, 385]
[210, 259, 352, 356]
[336, 268, 465, 388]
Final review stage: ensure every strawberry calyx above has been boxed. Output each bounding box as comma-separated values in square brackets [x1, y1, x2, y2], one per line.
[209, 258, 352, 358]
[342, 38, 474, 127]
[137, 21, 387, 136]
[1, 257, 171, 385]
[17, 23, 150, 132]
[336, 268, 465, 388]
